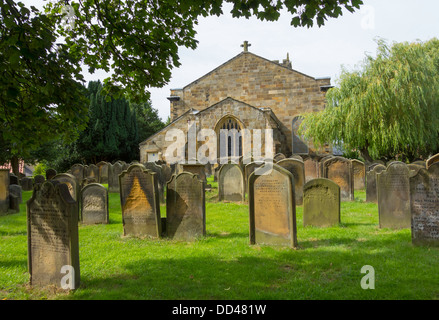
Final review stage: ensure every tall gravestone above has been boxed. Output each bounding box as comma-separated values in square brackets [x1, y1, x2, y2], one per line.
[323, 157, 354, 201]
[352, 159, 366, 190]
[303, 179, 340, 227]
[303, 157, 319, 183]
[96, 161, 109, 184]
[366, 164, 386, 203]
[319, 155, 334, 178]
[277, 158, 305, 205]
[166, 173, 206, 241]
[248, 164, 297, 248]
[27, 181, 80, 289]
[144, 162, 166, 203]
[244, 161, 265, 194]
[410, 163, 439, 246]
[218, 164, 245, 202]
[0, 169, 10, 214]
[80, 183, 109, 225]
[9, 184, 22, 204]
[119, 164, 161, 238]
[377, 162, 411, 229]
[108, 162, 123, 193]
[70, 164, 85, 184]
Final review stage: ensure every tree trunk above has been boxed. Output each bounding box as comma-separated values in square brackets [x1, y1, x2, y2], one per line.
[11, 155, 20, 176]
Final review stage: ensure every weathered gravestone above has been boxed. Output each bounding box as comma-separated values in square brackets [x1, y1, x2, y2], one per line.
[410, 163, 439, 246]
[52, 173, 79, 202]
[274, 153, 286, 163]
[426, 153, 439, 169]
[9, 174, 19, 185]
[0, 169, 10, 214]
[9, 194, 20, 213]
[70, 164, 85, 184]
[377, 162, 411, 229]
[108, 162, 124, 193]
[277, 158, 305, 205]
[323, 157, 354, 201]
[178, 163, 207, 182]
[119, 164, 161, 238]
[218, 164, 245, 202]
[248, 163, 297, 248]
[96, 161, 109, 184]
[244, 161, 265, 194]
[143, 162, 166, 203]
[45, 169, 57, 180]
[80, 183, 109, 225]
[85, 164, 99, 181]
[34, 175, 45, 185]
[319, 155, 334, 178]
[303, 179, 340, 227]
[27, 181, 80, 289]
[20, 177, 33, 191]
[352, 160, 366, 190]
[166, 172, 205, 241]
[303, 157, 319, 183]
[366, 164, 386, 203]
[9, 184, 22, 204]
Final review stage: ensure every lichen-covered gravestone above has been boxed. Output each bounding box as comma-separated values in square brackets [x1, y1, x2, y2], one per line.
[248, 164, 297, 248]
[352, 159, 366, 190]
[70, 164, 84, 184]
[52, 173, 79, 202]
[303, 157, 319, 183]
[80, 183, 109, 225]
[218, 164, 245, 202]
[0, 169, 9, 214]
[277, 158, 305, 205]
[97, 161, 109, 184]
[119, 164, 161, 238]
[323, 156, 354, 201]
[303, 179, 340, 227]
[366, 164, 386, 203]
[377, 162, 411, 229]
[27, 181, 80, 289]
[410, 163, 439, 246]
[166, 172, 205, 240]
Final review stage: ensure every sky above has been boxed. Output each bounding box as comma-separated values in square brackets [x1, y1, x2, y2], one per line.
[25, 0, 439, 121]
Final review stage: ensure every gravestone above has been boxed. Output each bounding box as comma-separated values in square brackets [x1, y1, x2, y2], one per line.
[410, 163, 439, 246]
[377, 162, 411, 229]
[85, 164, 99, 181]
[9, 174, 19, 185]
[80, 183, 109, 225]
[52, 173, 79, 202]
[366, 164, 386, 203]
[426, 153, 439, 169]
[46, 169, 57, 180]
[9, 194, 20, 213]
[70, 164, 85, 184]
[412, 160, 426, 168]
[108, 162, 123, 193]
[352, 160, 366, 190]
[0, 169, 10, 214]
[97, 161, 109, 184]
[34, 175, 45, 185]
[303, 157, 319, 183]
[166, 172, 205, 240]
[323, 157, 354, 201]
[161, 164, 172, 184]
[290, 154, 303, 161]
[20, 177, 33, 191]
[144, 162, 166, 203]
[9, 184, 22, 204]
[248, 164, 297, 247]
[119, 164, 161, 238]
[277, 158, 305, 205]
[303, 179, 340, 227]
[218, 164, 245, 202]
[274, 153, 286, 163]
[27, 181, 80, 288]
[244, 161, 265, 193]
[178, 163, 206, 182]
[319, 155, 334, 178]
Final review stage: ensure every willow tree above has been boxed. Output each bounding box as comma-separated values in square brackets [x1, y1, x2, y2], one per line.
[299, 38, 439, 162]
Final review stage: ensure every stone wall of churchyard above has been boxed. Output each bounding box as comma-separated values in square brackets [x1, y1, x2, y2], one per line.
[140, 98, 287, 164]
[169, 52, 330, 153]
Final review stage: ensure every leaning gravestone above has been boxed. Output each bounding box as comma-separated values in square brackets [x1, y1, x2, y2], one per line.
[248, 164, 297, 248]
[218, 164, 245, 202]
[27, 181, 80, 289]
[80, 183, 109, 225]
[277, 158, 305, 205]
[108, 162, 123, 193]
[119, 164, 161, 238]
[166, 172, 205, 241]
[303, 179, 340, 227]
[377, 162, 411, 229]
[323, 157, 354, 201]
[45, 169, 57, 180]
[0, 169, 10, 214]
[20, 177, 33, 191]
[366, 164, 386, 203]
[352, 159, 366, 190]
[410, 163, 439, 246]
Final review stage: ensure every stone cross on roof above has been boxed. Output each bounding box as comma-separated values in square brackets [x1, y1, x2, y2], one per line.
[241, 41, 251, 52]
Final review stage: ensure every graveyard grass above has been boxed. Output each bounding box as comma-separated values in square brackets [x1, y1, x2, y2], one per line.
[1, 177, 439, 300]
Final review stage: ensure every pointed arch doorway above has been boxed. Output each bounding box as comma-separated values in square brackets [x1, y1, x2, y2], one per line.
[215, 115, 244, 163]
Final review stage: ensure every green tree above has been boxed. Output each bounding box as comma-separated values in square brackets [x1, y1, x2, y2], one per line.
[131, 101, 166, 144]
[299, 38, 439, 163]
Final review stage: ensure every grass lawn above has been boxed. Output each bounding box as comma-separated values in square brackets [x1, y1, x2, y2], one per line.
[1, 177, 438, 300]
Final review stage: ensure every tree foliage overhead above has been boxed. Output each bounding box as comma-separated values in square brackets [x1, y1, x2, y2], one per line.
[299, 38, 439, 162]
[45, 0, 363, 101]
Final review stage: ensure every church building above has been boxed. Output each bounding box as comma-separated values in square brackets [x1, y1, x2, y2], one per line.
[139, 42, 332, 163]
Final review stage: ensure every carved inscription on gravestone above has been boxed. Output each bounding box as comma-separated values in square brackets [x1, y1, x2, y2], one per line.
[81, 183, 109, 225]
[119, 165, 161, 238]
[166, 173, 205, 240]
[249, 164, 297, 247]
[303, 179, 340, 227]
[27, 182, 80, 288]
[377, 162, 411, 229]
[410, 163, 439, 246]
